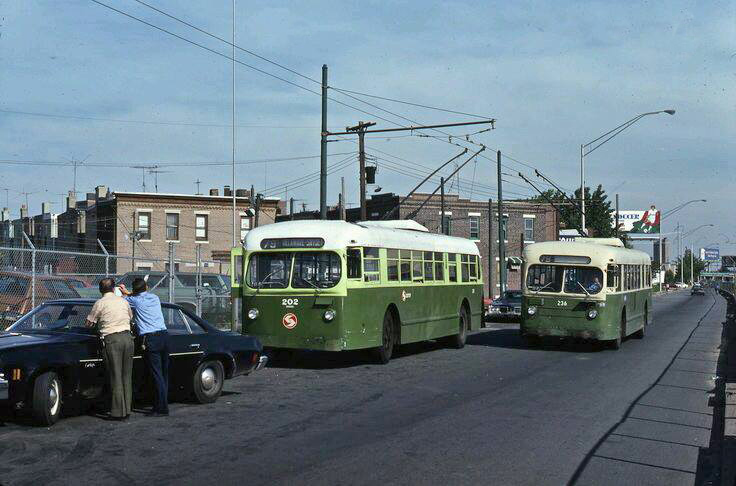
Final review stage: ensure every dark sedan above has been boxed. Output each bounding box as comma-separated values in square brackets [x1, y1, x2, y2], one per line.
[0, 299, 267, 426]
[485, 290, 523, 323]
[691, 284, 705, 295]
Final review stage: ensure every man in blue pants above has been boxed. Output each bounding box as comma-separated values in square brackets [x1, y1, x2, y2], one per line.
[119, 277, 170, 417]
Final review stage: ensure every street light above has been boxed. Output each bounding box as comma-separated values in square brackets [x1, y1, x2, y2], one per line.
[654, 198, 705, 290]
[580, 109, 675, 232]
[662, 199, 707, 220]
[679, 223, 714, 285]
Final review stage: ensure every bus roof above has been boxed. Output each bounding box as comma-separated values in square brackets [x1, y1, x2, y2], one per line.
[523, 240, 650, 266]
[243, 220, 481, 255]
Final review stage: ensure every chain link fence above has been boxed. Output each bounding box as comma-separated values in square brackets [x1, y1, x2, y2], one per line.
[0, 237, 232, 330]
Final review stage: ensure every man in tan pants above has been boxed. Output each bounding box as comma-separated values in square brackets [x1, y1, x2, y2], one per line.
[86, 278, 134, 421]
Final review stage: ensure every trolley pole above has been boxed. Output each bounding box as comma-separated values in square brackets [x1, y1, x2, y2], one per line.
[615, 193, 620, 240]
[488, 198, 493, 298]
[497, 150, 506, 294]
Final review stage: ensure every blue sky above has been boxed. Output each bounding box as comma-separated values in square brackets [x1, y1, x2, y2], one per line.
[1, 0, 734, 254]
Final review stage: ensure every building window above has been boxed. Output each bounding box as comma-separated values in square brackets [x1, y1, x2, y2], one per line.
[524, 217, 534, 242]
[137, 212, 151, 240]
[166, 213, 179, 241]
[195, 214, 208, 242]
[240, 216, 250, 242]
[469, 215, 480, 240]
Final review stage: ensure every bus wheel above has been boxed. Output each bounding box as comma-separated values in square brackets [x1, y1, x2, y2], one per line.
[522, 335, 540, 348]
[633, 305, 647, 339]
[610, 312, 625, 350]
[445, 306, 468, 349]
[372, 310, 396, 364]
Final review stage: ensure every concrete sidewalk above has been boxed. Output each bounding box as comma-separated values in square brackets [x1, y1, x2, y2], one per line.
[572, 294, 725, 485]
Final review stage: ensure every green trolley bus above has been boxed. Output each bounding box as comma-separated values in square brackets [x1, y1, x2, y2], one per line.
[230, 220, 484, 362]
[520, 238, 652, 349]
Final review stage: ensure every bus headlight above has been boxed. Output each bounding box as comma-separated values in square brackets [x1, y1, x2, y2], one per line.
[587, 308, 598, 320]
[527, 306, 537, 316]
[247, 308, 259, 320]
[323, 309, 336, 322]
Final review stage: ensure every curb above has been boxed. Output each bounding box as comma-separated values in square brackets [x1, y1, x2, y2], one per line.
[721, 287, 736, 486]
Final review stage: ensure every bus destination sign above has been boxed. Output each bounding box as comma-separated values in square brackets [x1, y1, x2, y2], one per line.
[261, 238, 325, 250]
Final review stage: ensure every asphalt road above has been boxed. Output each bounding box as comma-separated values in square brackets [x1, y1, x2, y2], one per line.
[0, 290, 726, 486]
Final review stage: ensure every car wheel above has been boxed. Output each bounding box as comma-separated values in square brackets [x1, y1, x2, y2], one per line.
[445, 306, 468, 349]
[372, 310, 396, 364]
[192, 360, 224, 404]
[32, 371, 62, 426]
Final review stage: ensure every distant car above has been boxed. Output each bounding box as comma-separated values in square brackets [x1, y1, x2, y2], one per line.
[691, 284, 705, 296]
[0, 299, 267, 426]
[65, 277, 93, 289]
[666, 283, 679, 290]
[0, 272, 81, 329]
[485, 290, 523, 322]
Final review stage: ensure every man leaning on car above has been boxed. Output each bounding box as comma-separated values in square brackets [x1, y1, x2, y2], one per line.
[85, 277, 134, 421]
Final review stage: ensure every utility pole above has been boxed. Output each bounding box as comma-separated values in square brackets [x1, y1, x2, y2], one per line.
[440, 177, 446, 235]
[497, 150, 506, 295]
[690, 244, 694, 284]
[326, 119, 495, 221]
[345, 121, 376, 221]
[290, 198, 294, 220]
[488, 198, 493, 298]
[580, 144, 585, 234]
[231, 0, 237, 248]
[254, 194, 262, 228]
[340, 177, 346, 220]
[320, 64, 328, 220]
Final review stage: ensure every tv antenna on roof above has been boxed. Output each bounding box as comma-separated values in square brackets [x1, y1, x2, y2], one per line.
[148, 167, 172, 193]
[130, 165, 156, 192]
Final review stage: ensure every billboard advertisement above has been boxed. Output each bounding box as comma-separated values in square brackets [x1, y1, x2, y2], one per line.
[614, 205, 660, 234]
[702, 248, 720, 262]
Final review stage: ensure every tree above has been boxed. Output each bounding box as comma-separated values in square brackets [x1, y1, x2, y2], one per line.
[675, 248, 707, 284]
[527, 184, 614, 237]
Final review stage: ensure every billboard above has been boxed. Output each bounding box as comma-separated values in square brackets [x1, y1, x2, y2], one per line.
[614, 205, 660, 234]
[702, 248, 720, 262]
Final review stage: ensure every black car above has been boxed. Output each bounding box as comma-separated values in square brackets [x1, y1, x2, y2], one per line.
[485, 290, 523, 322]
[0, 299, 267, 426]
[691, 284, 705, 296]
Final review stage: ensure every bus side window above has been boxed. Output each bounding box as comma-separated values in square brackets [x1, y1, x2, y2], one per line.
[470, 255, 478, 280]
[434, 252, 444, 281]
[448, 253, 457, 282]
[607, 264, 618, 290]
[461, 254, 470, 282]
[423, 251, 434, 281]
[347, 248, 362, 279]
[400, 250, 411, 281]
[412, 251, 423, 282]
[363, 247, 380, 282]
[387, 249, 399, 282]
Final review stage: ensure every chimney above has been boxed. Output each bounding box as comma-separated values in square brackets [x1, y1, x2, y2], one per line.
[95, 185, 107, 200]
[224, 185, 232, 197]
[20, 204, 28, 219]
[66, 191, 77, 211]
[42, 202, 51, 214]
[209, 188, 219, 196]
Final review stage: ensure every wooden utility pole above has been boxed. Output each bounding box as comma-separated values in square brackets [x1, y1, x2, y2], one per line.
[344, 121, 376, 221]
[497, 151, 506, 294]
[440, 177, 446, 235]
[488, 198, 493, 297]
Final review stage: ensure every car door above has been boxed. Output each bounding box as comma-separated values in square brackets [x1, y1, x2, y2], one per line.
[58, 304, 107, 400]
[161, 305, 204, 393]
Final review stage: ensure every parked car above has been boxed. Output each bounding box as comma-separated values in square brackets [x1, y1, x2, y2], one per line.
[0, 272, 81, 329]
[691, 284, 705, 296]
[485, 290, 523, 322]
[0, 299, 267, 426]
[64, 277, 94, 289]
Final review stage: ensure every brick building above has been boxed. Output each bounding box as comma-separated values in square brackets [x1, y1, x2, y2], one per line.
[281, 192, 559, 297]
[1, 186, 281, 273]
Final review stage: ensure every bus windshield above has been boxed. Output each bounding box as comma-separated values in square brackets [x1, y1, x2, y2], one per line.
[526, 264, 604, 295]
[246, 251, 342, 289]
[292, 252, 341, 288]
[563, 266, 603, 295]
[247, 253, 292, 288]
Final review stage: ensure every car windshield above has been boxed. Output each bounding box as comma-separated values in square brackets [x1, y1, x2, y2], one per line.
[563, 266, 604, 295]
[0, 276, 29, 295]
[247, 253, 292, 289]
[505, 291, 522, 300]
[292, 252, 341, 289]
[8, 303, 92, 332]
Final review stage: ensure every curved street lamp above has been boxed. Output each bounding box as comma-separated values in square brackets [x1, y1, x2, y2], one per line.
[580, 109, 675, 232]
[678, 223, 714, 284]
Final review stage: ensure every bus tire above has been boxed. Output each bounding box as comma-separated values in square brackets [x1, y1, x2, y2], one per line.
[633, 304, 647, 339]
[446, 305, 468, 349]
[522, 335, 540, 348]
[610, 311, 626, 350]
[372, 310, 396, 364]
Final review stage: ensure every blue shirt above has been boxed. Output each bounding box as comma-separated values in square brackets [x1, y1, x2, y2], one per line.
[124, 292, 167, 335]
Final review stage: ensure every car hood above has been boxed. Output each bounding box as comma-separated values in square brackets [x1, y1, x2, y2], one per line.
[0, 330, 90, 351]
